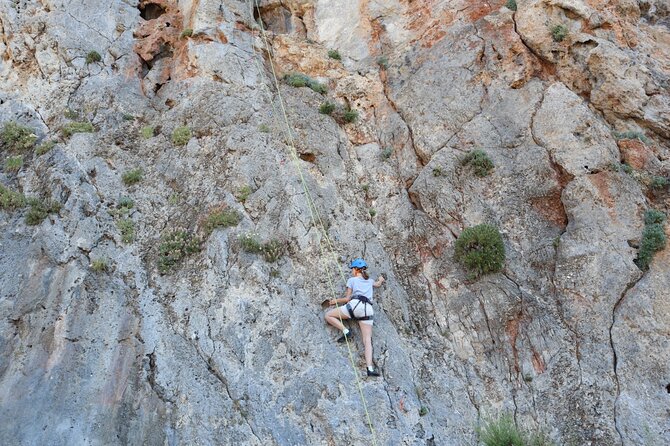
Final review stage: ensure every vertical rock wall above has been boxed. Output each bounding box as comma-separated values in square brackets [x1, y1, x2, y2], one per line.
[1, 0, 669, 444]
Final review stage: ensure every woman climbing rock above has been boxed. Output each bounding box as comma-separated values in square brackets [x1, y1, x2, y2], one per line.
[324, 258, 385, 377]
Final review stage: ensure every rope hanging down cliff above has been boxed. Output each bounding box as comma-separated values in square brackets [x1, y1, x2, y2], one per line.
[247, 0, 378, 443]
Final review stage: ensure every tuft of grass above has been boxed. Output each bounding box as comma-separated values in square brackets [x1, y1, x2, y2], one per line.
[319, 101, 336, 115]
[140, 126, 155, 139]
[614, 131, 648, 144]
[505, 0, 517, 11]
[117, 218, 135, 244]
[461, 149, 494, 177]
[381, 147, 393, 160]
[377, 56, 389, 69]
[157, 230, 201, 273]
[419, 406, 429, 417]
[122, 168, 143, 186]
[171, 126, 192, 146]
[235, 185, 253, 203]
[477, 414, 525, 446]
[62, 121, 94, 137]
[621, 163, 634, 175]
[262, 239, 284, 262]
[4, 156, 23, 173]
[25, 198, 61, 225]
[258, 124, 270, 133]
[91, 258, 109, 273]
[239, 232, 262, 253]
[635, 210, 667, 271]
[432, 166, 444, 177]
[0, 184, 26, 210]
[343, 109, 359, 123]
[203, 208, 242, 237]
[36, 140, 56, 155]
[551, 24, 568, 42]
[122, 114, 135, 121]
[644, 209, 666, 226]
[63, 109, 80, 120]
[650, 176, 669, 190]
[361, 184, 370, 192]
[86, 50, 102, 64]
[327, 49, 341, 60]
[369, 208, 377, 217]
[1, 122, 37, 152]
[283, 72, 328, 94]
[180, 28, 193, 38]
[454, 224, 505, 279]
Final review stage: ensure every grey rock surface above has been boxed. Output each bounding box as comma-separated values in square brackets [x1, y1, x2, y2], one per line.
[1, 0, 669, 445]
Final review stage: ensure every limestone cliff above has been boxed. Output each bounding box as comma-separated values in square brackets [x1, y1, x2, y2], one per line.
[1, 0, 669, 444]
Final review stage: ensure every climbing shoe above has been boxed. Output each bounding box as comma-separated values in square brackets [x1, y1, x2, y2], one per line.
[337, 331, 353, 343]
[366, 368, 380, 377]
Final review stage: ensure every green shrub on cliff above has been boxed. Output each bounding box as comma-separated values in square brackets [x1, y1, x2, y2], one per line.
[635, 209, 667, 271]
[1, 122, 36, 152]
[454, 224, 505, 279]
[461, 149, 494, 177]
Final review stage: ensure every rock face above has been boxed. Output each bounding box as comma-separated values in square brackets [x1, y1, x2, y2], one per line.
[1, 0, 669, 445]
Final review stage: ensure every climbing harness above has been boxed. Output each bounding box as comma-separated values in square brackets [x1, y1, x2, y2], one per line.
[346, 295, 374, 322]
[248, 1, 378, 444]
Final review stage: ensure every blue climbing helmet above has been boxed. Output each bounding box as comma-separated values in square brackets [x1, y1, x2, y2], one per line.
[349, 258, 367, 269]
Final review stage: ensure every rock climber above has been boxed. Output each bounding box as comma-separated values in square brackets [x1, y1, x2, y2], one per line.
[324, 258, 385, 377]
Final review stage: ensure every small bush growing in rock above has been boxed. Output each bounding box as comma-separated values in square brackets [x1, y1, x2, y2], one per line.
[328, 49, 341, 60]
[477, 414, 524, 446]
[369, 208, 377, 217]
[551, 24, 568, 42]
[5, 156, 23, 173]
[91, 258, 109, 273]
[614, 131, 648, 144]
[319, 101, 336, 115]
[118, 196, 134, 210]
[343, 109, 359, 123]
[64, 109, 80, 119]
[621, 163, 634, 175]
[262, 239, 284, 262]
[505, 0, 517, 11]
[62, 121, 94, 137]
[650, 176, 669, 190]
[636, 210, 667, 271]
[180, 28, 193, 38]
[258, 124, 270, 133]
[381, 147, 393, 160]
[203, 208, 241, 237]
[36, 140, 56, 155]
[122, 114, 135, 121]
[0, 184, 26, 210]
[122, 168, 143, 186]
[377, 56, 389, 69]
[454, 224, 505, 279]
[171, 126, 192, 146]
[283, 73, 328, 94]
[432, 166, 444, 177]
[25, 198, 61, 225]
[644, 209, 666, 226]
[1, 122, 37, 152]
[117, 219, 135, 244]
[235, 185, 253, 203]
[157, 230, 201, 273]
[239, 232, 263, 253]
[419, 406, 429, 417]
[461, 149, 494, 177]
[86, 51, 102, 64]
[140, 126, 155, 139]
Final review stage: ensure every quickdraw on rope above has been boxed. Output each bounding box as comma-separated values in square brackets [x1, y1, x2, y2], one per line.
[246, 1, 378, 443]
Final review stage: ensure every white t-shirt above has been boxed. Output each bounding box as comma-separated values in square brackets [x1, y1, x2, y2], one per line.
[346, 276, 375, 301]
